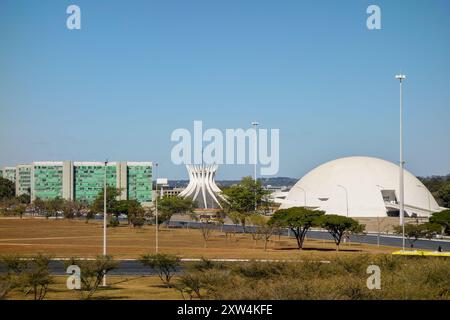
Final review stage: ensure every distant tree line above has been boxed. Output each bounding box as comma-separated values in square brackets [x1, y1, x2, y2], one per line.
[418, 174, 450, 208]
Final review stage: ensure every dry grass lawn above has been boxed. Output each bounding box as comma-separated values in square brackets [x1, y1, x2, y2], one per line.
[0, 218, 395, 260]
[5, 275, 181, 300]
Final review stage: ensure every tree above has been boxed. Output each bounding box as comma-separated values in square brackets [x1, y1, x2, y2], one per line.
[16, 194, 31, 204]
[20, 255, 53, 300]
[139, 254, 180, 287]
[0, 177, 15, 200]
[44, 198, 64, 218]
[248, 214, 275, 251]
[435, 183, 450, 208]
[62, 200, 84, 219]
[32, 198, 46, 216]
[13, 204, 27, 219]
[115, 199, 145, 225]
[90, 186, 121, 214]
[65, 255, 118, 299]
[199, 220, 216, 248]
[430, 209, 450, 235]
[394, 223, 442, 249]
[247, 215, 264, 246]
[269, 207, 325, 250]
[318, 214, 365, 251]
[157, 196, 195, 228]
[175, 272, 203, 300]
[221, 176, 269, 232]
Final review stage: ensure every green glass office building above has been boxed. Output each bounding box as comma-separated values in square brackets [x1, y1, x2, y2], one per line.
[2, 161, 153, 205]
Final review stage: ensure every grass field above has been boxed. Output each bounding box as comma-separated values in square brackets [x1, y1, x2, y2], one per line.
[5, 275, 181, 300]
[0, 218, 395, 260]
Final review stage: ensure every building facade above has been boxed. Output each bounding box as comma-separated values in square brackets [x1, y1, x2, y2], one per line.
[1, 161, 153, 205]
[16, 165, 32, 196]
[1, 167, 17, 183]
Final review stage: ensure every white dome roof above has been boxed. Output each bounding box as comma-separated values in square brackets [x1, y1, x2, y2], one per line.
[281, 156, 441, 218]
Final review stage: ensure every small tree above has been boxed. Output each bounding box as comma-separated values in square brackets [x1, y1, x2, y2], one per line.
[62, 200, 84, 219]
[44, 198, 64, 218]
[20, 254, 54, 300]
[394, 223, 441, 249]
[248, 214, 275, 251]
[65, 255, 118, 299]
[90, 186, 121, 214]
[221, 177, 269, 232]
[269, 207, 325, 250]
[139, 254, 180, 287]
[13, 204, 27, 219]
[318, 214, 365, 251]
[32, 198, 46, 216]
[0, 177, 15, 200]
[85, 210, 95, 223]
[16, 194, 31, 205]
[175, 272, 203, 300]
[199, 220, 216, 248]
[430, 209, 450, 236]
[157, 196, 195, 229]
[0, 255, 28, 295]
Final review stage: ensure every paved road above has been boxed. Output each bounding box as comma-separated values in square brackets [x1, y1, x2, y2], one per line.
[169, 220, 450, 252]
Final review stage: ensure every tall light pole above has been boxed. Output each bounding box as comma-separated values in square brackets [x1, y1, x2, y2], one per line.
[375, 184, 385, 247]
[396, 74, 406, 251]
[296, 185, 307, 207]
[337, 184, 349, 217]
[154, 162, 159, 253]
[102, 159, 108, 287]
[251, 121, 259, 211]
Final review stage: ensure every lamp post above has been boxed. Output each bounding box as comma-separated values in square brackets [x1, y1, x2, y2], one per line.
[154, 162, 159, 253]
[251, 121, 259, 211]
[337, 184, 349, 217]
[396, 74, 406, 251]
[375, 184, 386, 247]
[296, 185, 307, 207]
[102, 159, 108, 287]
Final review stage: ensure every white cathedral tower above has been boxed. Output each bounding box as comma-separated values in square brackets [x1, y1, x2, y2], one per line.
[179, 164, 225, 209]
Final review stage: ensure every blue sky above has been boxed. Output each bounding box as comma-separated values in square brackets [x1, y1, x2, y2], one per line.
[0, 0, 449, 180]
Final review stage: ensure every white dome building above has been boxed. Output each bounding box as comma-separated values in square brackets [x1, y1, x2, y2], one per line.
[280, 156, 444, 218]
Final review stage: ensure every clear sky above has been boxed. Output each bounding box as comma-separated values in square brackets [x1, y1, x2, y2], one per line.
[0, 0, 449, 180]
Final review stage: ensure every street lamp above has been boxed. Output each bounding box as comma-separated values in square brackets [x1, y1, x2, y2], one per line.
[337, 184, 349, 217]
[395, 73, 406, 251]
[295, 185, 307, 207]
[375, 184, 386, 247]
[154, 162, 159, 253]
[102, 159, 108, 287]
[251, 121, 259, 211]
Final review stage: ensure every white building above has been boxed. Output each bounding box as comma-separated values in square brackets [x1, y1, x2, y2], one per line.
[280, 156, 445, 218]
[179, 164, 225, 209]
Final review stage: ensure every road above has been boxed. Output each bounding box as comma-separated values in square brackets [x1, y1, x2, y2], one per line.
[1, 219, 449, 275]
[168, 220, 450, 252]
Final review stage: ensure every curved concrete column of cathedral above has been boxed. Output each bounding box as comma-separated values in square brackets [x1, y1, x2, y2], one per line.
[179, 164, 226, 209]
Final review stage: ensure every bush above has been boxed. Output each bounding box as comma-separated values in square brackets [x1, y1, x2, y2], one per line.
[231, 261, 287, 280]
[64, 255, 118, 299]
[174, 255, 450, 300]
[139, 254, 180, 287]
[131, 215, 145, 228]
[108, 216, 120, 227]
